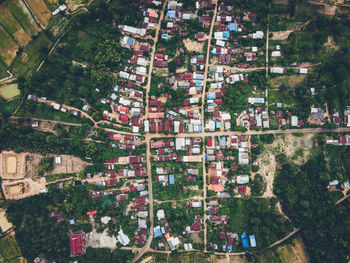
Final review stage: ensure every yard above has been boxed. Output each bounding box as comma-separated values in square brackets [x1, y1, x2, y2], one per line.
[0, 83, 20, 100]
[0, 3, 31, 46]
[5, 0, 42, 37]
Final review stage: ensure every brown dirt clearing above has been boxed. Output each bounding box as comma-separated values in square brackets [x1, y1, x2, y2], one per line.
[183, 38, 204, 53]
[270, 30, 293, 40]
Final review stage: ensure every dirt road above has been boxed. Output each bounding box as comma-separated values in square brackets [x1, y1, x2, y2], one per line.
[200, 1, 218, 252]
[131, 2, 167, 262]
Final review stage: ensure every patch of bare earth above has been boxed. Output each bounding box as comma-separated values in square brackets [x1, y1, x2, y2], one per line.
[183, 38, 204, 52]
[270, 30, 293, 40]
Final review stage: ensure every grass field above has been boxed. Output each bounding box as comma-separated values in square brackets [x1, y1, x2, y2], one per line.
[0, 235, 21, 262]
[255, 235, 309, 263]
[0, 26, 19, 66]
[0, 3, 31, 46]
[10, 31, 51, 75]
[0, 60, 8, 79]
[0, 83, 20, 100]
[5, 0, 41, 37]
[26, 0, 52, 27]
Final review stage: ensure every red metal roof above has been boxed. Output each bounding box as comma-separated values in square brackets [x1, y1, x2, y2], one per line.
[69, 234, 84, 256]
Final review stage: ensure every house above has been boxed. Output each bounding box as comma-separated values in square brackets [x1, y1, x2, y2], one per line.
[117, 228, 130, 246]
[69, 234, 84, 256]
[300, 68, 308, 74]
[310, 107, 324, 122]
[237, 175, 249, 184]
[270, 67, 286, 74]
[157, 209, 165, 220]
[241, 233, 249, 249]
[249, 235, 256, 247]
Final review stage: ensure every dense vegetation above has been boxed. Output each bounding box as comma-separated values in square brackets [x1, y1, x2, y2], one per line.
[0, 121, 127, 164]
[274, 137, 350, 262]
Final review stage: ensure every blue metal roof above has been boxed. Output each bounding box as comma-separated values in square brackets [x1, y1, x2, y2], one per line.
[228, 23, 238, 32]
[241, 233, 249, 249]
[154, 228, 162, 238]
[169, 174, 175, 184]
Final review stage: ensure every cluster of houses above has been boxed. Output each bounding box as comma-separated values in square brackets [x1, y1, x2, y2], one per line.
[154, 207, 203, 251]
[239, 106, 270, 129]
[151, 138, 202, 163]
[206, 135, 251, 197]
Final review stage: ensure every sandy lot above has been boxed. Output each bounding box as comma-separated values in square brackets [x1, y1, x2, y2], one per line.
[1, 151, 89, 200]
[0, 209, 12, 232]
[183, 38, 204, 53]
[85, 229, 117, 249]
[2, 178, 46, 200]
[47, 155, 90, 175]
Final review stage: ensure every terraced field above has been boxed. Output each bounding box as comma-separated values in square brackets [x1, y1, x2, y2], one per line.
[26, 0, 52, 27]
[0, 3, 31, 46]
[5, 0, 41, 37]
[0, 27, 19, 66]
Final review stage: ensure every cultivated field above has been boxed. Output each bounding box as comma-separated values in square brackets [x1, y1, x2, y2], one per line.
[26, 0, 51, 27]
[0, 234, 22, 262]
[10, 31, 51, 75]
[5, 0, 41, 36]
[0, 83, 20, 100]
[0, 209, 13, 233]
[0, 3, 32, 46]
[0, 27, 19, 66]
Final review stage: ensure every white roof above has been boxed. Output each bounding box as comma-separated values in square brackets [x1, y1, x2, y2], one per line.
[270, 67, 284, 74]
[101, 216, 111, 224]
[117, 229, 130, 246]
[237, 175, 249, 184]
[157, 210, 165, 220]
[300, 68, 308, 74]
[271, 51, 281, 57]
[291, 116, 298, 126]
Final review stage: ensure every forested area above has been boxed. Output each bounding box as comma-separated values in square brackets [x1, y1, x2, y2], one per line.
[0, 121, 127, 164]
[274, 138, 350, 262]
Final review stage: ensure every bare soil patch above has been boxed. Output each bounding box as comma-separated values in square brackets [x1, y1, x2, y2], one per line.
[183, 38, 203, 52]
[270, 30, 293, 40]
[2, 178, 46, 199]
[0, 151, 26, 179]
[47, 155, 90, 175]
[85, 229, 117, 249]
